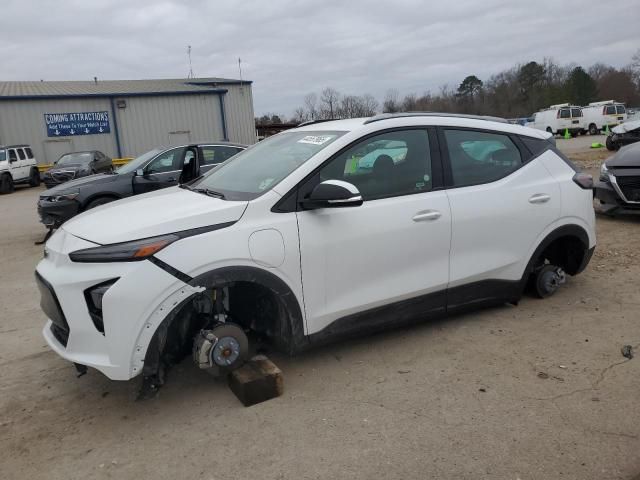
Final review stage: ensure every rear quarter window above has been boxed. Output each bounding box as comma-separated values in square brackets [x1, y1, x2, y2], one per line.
[25, 147, 33, 159]
[571, 108, 582, 118]
[559, 109, 570, 119]
[520, 136, 551, 156]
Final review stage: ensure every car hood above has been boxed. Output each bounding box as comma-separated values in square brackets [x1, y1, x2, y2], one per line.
[606, 142, 640, 168]
[47, 163, 85, 172]
[612, 120, 640, 134]
[62, 186, 249, 244]
[40, 172, 124, 196]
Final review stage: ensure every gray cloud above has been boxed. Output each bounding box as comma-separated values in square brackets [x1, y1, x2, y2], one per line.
[1, 0, 638, 116]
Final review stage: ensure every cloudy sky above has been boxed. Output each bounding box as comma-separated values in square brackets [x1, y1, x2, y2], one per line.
[1, 0, 638, 116]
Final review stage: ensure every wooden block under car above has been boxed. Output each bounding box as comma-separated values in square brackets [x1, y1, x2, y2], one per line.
[228, 355, 284, 406]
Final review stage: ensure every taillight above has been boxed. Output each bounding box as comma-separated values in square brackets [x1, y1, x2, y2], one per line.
[573, 172, 593, 189]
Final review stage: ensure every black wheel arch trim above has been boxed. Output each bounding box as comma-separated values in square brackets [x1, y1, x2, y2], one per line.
[185, 266, 308, 354]
[519, 224, 592, 286]
[81, 192, 123, 209]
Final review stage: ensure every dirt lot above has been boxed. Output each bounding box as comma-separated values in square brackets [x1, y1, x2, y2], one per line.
[1, 142, 639, 480]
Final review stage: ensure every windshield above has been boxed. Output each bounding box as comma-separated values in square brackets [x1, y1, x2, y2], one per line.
[56, 152, 93, 166]
[0, 150, 5, 162]
[116, 148, 165, 174]
[190, 131, 346, 200]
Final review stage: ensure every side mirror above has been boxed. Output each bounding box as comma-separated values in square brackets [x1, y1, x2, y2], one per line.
[135, 168, 145, 177]
[302, 180, 363, 209]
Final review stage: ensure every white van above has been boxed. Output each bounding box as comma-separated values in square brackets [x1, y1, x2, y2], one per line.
[532, 104, 585, 137]
[582, 100, 627, 135]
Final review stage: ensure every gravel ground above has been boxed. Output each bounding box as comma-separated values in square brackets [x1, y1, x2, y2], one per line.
[1, 141, 639, 480]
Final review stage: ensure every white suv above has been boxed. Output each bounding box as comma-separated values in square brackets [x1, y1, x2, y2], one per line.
[36, 114, 596, 391]
[0, 144, 41, 193]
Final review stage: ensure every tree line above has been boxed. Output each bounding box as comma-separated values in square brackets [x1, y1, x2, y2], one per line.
[257, 50, 640, 124]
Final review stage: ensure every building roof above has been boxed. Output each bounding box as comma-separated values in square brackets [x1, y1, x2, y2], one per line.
[0, 77, 251, 99]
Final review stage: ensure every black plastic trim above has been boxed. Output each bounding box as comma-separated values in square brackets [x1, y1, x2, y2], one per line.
[148, 257, 193, 283]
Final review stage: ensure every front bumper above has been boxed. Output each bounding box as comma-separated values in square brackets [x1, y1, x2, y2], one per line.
[594, 179, 640, 215]
[37, 198, 80, 227]
[36, 228, 194, 380]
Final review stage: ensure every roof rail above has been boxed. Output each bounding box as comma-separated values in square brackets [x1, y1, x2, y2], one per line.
[363, 112, 508, 125]
[297, 118, 340, 127]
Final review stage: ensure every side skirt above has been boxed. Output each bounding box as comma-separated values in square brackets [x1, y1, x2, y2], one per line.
[307, 279, 522, 347]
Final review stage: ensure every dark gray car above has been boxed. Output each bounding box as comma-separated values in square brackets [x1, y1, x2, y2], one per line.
[37, 142, 245, 228]
[594, 142, 640, 215]
[42, 151, 113, 189]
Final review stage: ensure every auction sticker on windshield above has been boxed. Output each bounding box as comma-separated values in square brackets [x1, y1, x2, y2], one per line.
[298, 135, 336, 145]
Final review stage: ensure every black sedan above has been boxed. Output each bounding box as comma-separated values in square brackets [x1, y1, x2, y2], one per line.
[37, 142, 245, 228]
[42, 151, 113, 188]
[594, 142, 640, 215]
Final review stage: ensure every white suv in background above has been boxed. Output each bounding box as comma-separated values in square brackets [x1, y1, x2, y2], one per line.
[36, 114, 596, 393]
[0, 144, 41, 193]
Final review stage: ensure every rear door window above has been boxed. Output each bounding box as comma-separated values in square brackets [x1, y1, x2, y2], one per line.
[17, 149, 26, 160]
[559, 109, 570, 119]
[571, 108, 582, 118]
[605, 105, 616, 115]
[444, 129, 523, 187]
[0, 150, 6, 161]
[200, 145, 243, 166]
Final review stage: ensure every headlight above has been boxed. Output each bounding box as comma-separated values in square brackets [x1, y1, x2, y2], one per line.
[46, 192, 79, 202]
[599, 163, 609, 182]
[69, 234, 180, 263]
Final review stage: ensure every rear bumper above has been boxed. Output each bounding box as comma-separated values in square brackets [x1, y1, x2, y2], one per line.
[37, 198, 80, 227]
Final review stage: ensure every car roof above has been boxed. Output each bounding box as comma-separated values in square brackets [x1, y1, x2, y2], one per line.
[2, 144, 31, 149]
[293, 113, 551, 140]
[153, 141, 247, 151]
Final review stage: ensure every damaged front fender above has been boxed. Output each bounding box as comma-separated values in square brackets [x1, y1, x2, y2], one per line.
[137, 266, 307, 397]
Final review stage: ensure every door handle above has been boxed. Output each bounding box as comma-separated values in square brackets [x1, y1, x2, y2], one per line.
[529, 193, 551, 204]
[412, 210, 441, 222]
[167, 177, 176, 182]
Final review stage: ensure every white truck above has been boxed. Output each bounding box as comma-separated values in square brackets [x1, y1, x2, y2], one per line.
[0, 144, 41, 193]
[582, 100, 627, 135]
[532, 104, 585, 137]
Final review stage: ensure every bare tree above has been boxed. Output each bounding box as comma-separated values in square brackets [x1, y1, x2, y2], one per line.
[320, 87, 340, 118]
[303, 93, 318, 120]
[383, 89, 401, 113]
[292, 107, 307, 123]
[360, 94, 379, 116]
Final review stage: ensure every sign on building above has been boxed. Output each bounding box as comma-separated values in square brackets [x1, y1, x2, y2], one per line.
[44, 111, 111, 137]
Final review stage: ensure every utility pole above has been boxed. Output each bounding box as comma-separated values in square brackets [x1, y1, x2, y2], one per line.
[187, 46, 194, 79]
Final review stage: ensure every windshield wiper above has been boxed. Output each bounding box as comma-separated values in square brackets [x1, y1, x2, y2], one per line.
[185, 186, 226, 199]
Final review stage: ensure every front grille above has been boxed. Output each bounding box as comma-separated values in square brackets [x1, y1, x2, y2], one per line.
[616, 176, 640, 202]
[51, 170, 76, 182]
